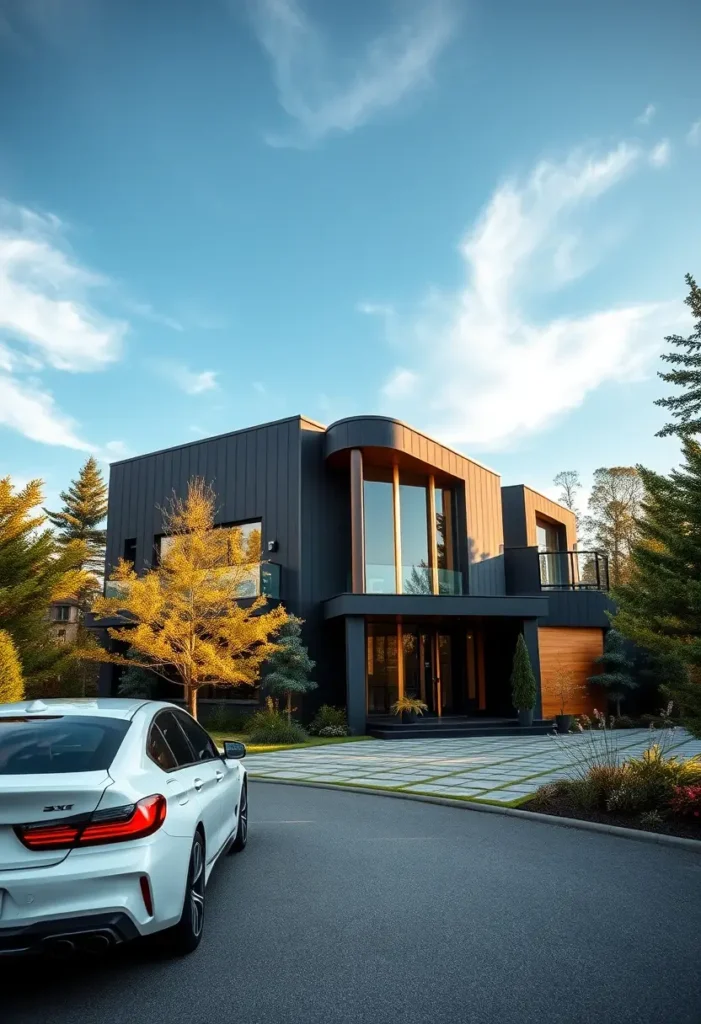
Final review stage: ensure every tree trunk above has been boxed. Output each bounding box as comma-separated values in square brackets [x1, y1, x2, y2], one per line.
[286, 690, 292, 723]
[616, 695, 621, 717]
[187, 685, 198, 720]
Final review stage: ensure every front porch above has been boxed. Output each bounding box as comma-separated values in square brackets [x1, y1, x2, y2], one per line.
[330, 600, 546, 735]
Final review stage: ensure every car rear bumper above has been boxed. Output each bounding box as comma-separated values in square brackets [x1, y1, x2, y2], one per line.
[0, 911, 140, 956]
[0, 833, 192, 945]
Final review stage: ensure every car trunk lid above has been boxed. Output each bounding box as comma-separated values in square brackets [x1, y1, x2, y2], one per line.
[0, 772, 113, 870]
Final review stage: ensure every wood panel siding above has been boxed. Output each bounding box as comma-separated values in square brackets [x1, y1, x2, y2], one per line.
[538, 627, 605, 718]
[324, 416, 505, 596]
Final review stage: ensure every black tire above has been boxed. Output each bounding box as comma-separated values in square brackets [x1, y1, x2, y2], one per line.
[163, 831, 206, 955]
[229, 780, 248, 854]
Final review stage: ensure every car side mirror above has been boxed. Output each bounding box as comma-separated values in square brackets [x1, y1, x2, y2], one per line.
[223, 740, 246, 760]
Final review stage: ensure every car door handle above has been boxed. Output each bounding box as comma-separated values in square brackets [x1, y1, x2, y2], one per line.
[215, 770, 224, 783]
[193, 777, 203, 792]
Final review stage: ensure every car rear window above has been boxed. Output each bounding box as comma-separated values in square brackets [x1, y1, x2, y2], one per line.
[0, 716, 131, 775]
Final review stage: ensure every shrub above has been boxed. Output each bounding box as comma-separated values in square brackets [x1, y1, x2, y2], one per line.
[318, 725, 347, 737]
[639, 810, 665, 829]
[668, 784, 701, 818]
[606, 783, 646, 814]
[613, 715, 636, 729]
[248, 698, 308, 745]
[308, 705, 348, 736]
[625, 744, 701, 808]
[511, 634, 536, 711]
[203, 706, 253, 734]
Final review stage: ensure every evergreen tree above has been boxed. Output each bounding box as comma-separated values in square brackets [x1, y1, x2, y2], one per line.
[510, 634, 536, 711]
[613, 439, 701, 736]
[262, 615, 317, 721]
[0, 477, 90, 684]
[588, 629, 636, 717]
[45, 456, 108, 582]
[0, 629, 25, 703]
[117, 649, 159, 699]
[656, 274, 701, 438]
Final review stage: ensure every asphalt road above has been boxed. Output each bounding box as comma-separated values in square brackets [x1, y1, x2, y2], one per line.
[3, 783, 701, 1024]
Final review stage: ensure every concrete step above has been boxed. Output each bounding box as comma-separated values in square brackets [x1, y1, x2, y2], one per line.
[366, 718, 555, 740]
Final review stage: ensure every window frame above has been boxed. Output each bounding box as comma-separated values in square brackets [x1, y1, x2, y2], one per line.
[148, 710, 221, 772]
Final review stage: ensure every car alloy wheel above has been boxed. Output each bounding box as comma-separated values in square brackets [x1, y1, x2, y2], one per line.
[230, 782, 248, 853]
[189, 834, 205, 938]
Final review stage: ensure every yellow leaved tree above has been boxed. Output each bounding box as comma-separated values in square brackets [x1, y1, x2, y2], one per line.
[0, 629, 25, 704]
[87, 479, 289, 718]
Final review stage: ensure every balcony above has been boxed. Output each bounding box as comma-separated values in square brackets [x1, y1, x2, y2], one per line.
[361, 564, 464, 596]
[505, 547, 609, 594]
[538, 550, 609, 591]
[104, 561, 281, 602]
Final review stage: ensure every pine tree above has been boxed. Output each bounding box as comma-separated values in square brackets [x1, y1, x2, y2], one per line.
[0, 477, 91, 685]
[0, 629, 25, 703]
[588, 629, 636, 717]
[613, 439, 701, 736]
[45, 456, 108, 582]
[656, 274, 701, 438]
[262, 615, 317, 721]
[117, 649, 159, 699]
[511, 634, 536, 711]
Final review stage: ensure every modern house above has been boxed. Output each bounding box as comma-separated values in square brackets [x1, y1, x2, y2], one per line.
[96, 415, 614, 736]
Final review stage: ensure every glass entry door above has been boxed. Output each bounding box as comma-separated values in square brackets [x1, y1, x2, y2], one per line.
[402, 628, 454, 716]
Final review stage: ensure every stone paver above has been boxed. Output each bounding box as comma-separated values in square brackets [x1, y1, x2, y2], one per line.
[245, 728, 701, 805]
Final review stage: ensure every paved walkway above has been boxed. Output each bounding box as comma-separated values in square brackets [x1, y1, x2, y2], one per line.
[246, 728, 701, 805]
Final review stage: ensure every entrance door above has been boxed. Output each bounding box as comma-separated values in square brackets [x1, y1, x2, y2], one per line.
[418, 630, 453, 716]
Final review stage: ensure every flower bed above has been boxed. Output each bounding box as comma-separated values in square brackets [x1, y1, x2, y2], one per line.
[522, 710, 701, 842]
[524, 786, 701, 841]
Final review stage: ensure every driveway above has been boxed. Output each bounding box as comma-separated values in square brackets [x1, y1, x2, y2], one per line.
[3, 783, 700, 1024]
[245, 728, 701, 804]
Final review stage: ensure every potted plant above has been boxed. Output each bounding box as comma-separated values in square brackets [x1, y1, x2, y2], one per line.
[554, 665, 581, 734]
[511, 634, 536, 727]
[391, 696, 428, 724]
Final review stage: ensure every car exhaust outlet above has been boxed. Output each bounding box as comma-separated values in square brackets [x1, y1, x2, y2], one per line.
[47, 938, 76, 958]
[80, 933, 111, 954]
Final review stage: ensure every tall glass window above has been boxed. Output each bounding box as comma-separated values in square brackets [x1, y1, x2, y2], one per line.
[435, 487, 458, 594]
[399, 472, 430, 594]
[366, 624, 399, 713]
[363, 467, 396, 593]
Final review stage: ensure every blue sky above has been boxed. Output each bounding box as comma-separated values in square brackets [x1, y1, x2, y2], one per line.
[0, 0, 699, 515]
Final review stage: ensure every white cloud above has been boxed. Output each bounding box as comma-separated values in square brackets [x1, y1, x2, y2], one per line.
[357, 301, 395, 318]
[635, 103, 657, 125]
[0, 201, 126, 371]
[249, 0, 455, 145]
[0, 373, 93, 451]
[687, 119, 701, 146]
[377, 141, 668, 449]
[649, 139, 671, 167]
[156, 361, 219, 394]
[0, 199, 131, 452]
[102, 439, 131, 461]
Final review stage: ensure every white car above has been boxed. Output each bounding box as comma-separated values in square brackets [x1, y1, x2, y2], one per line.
[0, 697, 248, 957]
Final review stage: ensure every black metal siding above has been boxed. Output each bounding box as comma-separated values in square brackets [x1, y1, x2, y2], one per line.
[105, 417, 304, 612]
[501, 485, 528, 548]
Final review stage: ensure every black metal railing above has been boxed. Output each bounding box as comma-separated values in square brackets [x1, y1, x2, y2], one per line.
[538, 550, 609, 591]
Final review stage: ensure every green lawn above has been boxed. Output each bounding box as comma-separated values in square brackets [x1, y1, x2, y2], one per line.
[211, 733, 373, 755]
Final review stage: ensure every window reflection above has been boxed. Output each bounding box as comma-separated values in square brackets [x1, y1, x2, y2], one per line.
[366, 624, 398, 712]
[399, 473, 430, 594]
[363, 467, 395, 593]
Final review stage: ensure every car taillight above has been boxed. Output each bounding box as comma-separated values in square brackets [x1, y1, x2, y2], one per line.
[15, 794, 167, 851]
